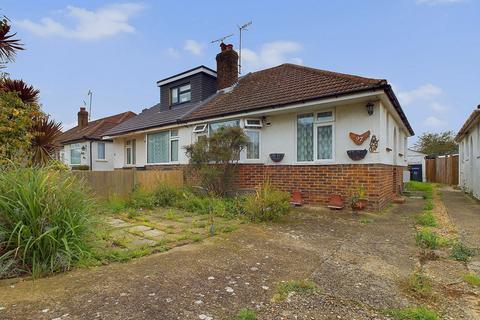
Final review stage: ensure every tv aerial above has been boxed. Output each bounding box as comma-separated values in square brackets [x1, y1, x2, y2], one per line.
[211, 33, 233, 44]
[238, 21, 252, 74]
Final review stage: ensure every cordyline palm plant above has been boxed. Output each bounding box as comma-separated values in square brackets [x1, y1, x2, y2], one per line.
[0, 16, 24, 65]
[0, 78, 40, 104]
[31, 115, 62, 165]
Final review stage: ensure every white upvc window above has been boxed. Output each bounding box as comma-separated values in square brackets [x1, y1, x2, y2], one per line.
[193, 124, 207, 133]
[296, 111, 335, 163]
[125, 139, 136, 165]
[245, 130, 260, 160]
[97, 142, 106, 160]
[70, 143, 81, 165]
[245, 118, 263, 129]
[147, 130, 179, 164]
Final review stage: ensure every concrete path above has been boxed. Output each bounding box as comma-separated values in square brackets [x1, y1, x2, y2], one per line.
[440, 187, 480, 247]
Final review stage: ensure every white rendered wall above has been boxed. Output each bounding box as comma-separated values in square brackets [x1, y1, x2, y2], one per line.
[458, 121, 480, 199]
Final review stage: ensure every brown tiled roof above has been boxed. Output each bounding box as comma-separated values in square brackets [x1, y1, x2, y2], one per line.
[58, 111, 136, 144]
[455, 106, 480, 142]
[103, 63, 414, 136]
[184, 64, 382, 117]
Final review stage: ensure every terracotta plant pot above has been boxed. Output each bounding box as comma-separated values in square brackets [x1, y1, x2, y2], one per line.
[352, 199, 367, 211]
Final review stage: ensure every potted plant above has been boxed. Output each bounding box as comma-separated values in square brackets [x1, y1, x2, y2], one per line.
[348, 186, 367, 214]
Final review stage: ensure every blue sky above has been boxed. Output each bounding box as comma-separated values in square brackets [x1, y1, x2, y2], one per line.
[2, 0, 479, 141]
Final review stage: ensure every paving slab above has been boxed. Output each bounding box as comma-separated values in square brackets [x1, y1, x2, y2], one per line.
[127, 225, 152, 233]
[106, 218, 130, 228]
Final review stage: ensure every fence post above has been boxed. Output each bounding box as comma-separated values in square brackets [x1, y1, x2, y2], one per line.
[132, 167, 137, 192]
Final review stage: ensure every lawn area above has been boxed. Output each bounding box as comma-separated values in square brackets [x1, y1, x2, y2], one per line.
[90, 206, 243, 263]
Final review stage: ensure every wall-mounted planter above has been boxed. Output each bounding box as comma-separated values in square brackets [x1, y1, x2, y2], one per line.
[269, 153, 285, 163]
[347, 149, 367, 161]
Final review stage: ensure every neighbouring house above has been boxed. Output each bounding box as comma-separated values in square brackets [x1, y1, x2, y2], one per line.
[103, 43, 414, 210]
[455, 105, 480, 199]
[406, 149, 427, 182]
[58, 107, 136, 171]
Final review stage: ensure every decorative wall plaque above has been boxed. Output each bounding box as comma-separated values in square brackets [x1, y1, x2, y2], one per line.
[369, 135, 379, 153]
[349, 131, 371, 145]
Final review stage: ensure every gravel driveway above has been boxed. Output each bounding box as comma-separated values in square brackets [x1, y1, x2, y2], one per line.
[0, 198, 434, 319]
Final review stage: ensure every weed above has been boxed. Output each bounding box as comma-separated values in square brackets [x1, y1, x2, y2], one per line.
[389, 306, 439, 320]
[191, 234, 203, 242]
[423, 200, 434, 211]
[463, 272, 480, 286]
[105, 195, 127, 213]
[165, 209, 177, 220]
[450, 242, 474, 262]
[243, 183, 291, 222]
[272, 280, 319, 302]
[360, 217, 373, 225]
[408, 271, 432, 297]
[129, 188, 156, 209]
[406, 182, 434, 193]
[415, 228, 440, 250]
[414, 212, 437, 227]
[220, 225, 237, 233]
[230, 308, 257, 320]
[153, 184, 182, 207]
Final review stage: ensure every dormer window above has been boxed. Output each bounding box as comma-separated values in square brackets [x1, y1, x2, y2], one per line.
[171, 83, 191, 105]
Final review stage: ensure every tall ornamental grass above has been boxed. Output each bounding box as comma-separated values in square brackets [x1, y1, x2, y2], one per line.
[0, 166, 94, 278]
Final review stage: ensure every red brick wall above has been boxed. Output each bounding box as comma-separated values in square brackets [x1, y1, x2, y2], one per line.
[145, 163, 405, 211]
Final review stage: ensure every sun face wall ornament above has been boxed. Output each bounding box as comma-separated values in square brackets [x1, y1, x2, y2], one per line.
[349, 131, 371, 145]
[369, 135, 379, 153]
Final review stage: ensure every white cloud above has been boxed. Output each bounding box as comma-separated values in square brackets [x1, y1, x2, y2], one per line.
[417, 0, 465, 4]
[429, 101, 449, 112]
[241, 41, 303, 72]
[167, 47, 180, 59]
[423, 116, 447, 128]
[397, 84, 442, 106]
[16, 3, 144, 41]
[184, 40, 205, 56]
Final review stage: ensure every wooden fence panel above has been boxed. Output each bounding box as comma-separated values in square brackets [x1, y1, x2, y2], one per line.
[425, 155, 458, 185]
[73, 169, 183, 199]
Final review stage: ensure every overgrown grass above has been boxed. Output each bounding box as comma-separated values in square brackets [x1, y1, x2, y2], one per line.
[360, 217, 373, 224]
[243, 183, 291, 222]
[406, 182, 434, 194]
[0, 166, 94, 278]
[415, 228, 448, 250]
[463, 272, 480, 286]
[272, 280, 319, 302]
[450, 242, 475, 262]
[389, 306, 439, 320]
[229, 308, 257, 320]
[414, 211, 437, 227]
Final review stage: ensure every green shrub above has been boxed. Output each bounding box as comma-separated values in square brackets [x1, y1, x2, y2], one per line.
[415, 228, 439, 249]
[128, 188, 156, 209]
[450, 242, 474, 262]
[243, 183, 290, 222]
[273, 280, 319, 301]
[153, 184, 181, 207]
[230, 308, 256, 320]
[463, 272, 480, 286]
[0, 166, 94, 278]
[389, 306, 439, 320]
[415, 211, 437, 227]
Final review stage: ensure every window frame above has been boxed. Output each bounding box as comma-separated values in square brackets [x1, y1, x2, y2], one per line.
[70, 143, 82, 165]
[96, 142, 106, 161]
[146, 130, 179, 165]
[295, 111, 335, 164]
[193, 124, 207, 133]
[170, 83, 191, 106]
[125, 139, 136, 166]
[245, 129, 261, 161]
[244, 118, 263, 129]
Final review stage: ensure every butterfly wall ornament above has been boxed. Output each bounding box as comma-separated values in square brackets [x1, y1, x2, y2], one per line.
[349, 131, 371, 145]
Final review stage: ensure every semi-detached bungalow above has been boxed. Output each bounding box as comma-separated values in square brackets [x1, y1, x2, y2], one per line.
[103, 43, 414, 210]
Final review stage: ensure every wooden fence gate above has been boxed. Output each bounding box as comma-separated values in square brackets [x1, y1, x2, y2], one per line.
[72, 169, 183, 199]
[425, 155, 458, 185]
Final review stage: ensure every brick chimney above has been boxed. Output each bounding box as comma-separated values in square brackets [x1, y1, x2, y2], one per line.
[77, 107, 88, 129]
[216, 43, 238, 90]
